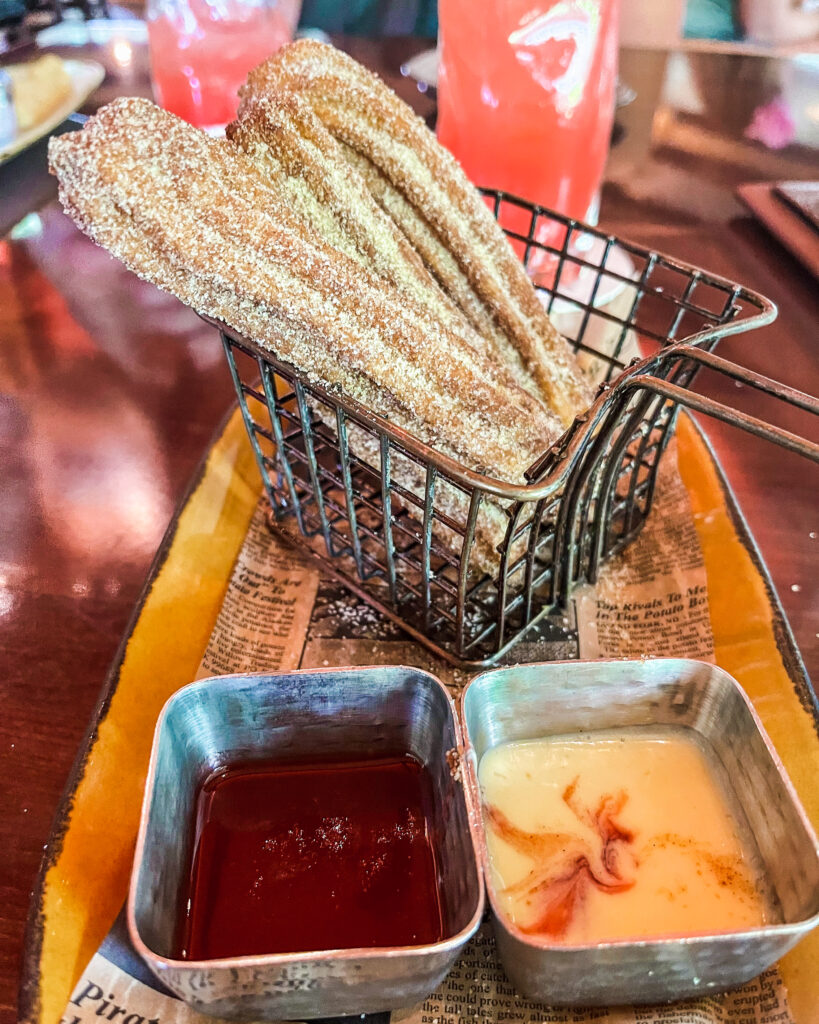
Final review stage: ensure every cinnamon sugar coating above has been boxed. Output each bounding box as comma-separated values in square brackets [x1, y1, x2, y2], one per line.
[48, 98, 559, 486]
[242, 39, 592, 425]
[339, 142, 513, 354]
[227, 90, 541, 397]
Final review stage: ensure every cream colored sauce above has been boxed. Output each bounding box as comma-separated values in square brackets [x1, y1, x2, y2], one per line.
[478, 729, 767, 944]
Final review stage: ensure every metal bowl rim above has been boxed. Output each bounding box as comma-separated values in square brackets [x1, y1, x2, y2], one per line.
[127, 665, 486, 972]
[459, 656, 819, 950]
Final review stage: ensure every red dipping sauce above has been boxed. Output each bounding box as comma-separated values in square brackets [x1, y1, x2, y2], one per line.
[178, 754, 445, 960]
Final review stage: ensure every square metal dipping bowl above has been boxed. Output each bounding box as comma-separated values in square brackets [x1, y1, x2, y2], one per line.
[128, 667, 484, 1021]
[461, 658, 819, 1006]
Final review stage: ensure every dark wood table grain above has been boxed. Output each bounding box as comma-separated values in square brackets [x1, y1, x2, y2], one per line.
[1, 35, 818, 1022]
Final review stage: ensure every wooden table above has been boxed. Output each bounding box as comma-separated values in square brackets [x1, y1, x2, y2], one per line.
[1, 35, 817, 1021]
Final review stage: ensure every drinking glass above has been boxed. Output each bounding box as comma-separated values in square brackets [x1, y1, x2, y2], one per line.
[437, 0, 619, 241]
[147, 0, 297, 132]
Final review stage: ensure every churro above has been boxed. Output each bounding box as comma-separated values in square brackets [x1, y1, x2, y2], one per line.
[48, 98, 560, 487]
[339, 142, 509, 348]
[227, 91, 540, 396]
[241, 39, 592, 425]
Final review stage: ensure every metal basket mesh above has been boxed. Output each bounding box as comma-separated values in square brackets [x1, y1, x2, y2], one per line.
[213, 192, 783, 666]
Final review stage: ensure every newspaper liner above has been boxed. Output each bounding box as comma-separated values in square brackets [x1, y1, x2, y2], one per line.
[62, 443, 795, 1024]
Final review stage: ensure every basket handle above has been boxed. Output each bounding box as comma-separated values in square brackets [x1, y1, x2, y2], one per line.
[626, 346, 819, 462]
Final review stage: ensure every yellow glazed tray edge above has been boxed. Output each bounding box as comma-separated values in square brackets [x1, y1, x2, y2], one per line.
[18, 408, 819, 1024]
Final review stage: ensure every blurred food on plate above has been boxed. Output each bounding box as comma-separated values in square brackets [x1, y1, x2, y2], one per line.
[6, 54, 72, 132]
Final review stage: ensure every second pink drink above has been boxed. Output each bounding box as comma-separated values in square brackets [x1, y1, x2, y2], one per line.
[147, 0, 294, 131]
[437, 0, 619, 225]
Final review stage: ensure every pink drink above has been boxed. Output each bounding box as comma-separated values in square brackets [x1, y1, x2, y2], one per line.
[438, 0, 619, 279]
[147, 0, 292, 131]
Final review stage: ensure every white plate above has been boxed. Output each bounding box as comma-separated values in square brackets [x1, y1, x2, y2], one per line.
[401, 47, 439, 89]
[35, 17, 148, 47]
[0, 58, 105, 164]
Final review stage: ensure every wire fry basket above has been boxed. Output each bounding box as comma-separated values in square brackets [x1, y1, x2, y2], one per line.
[207, 191, 819, 667]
